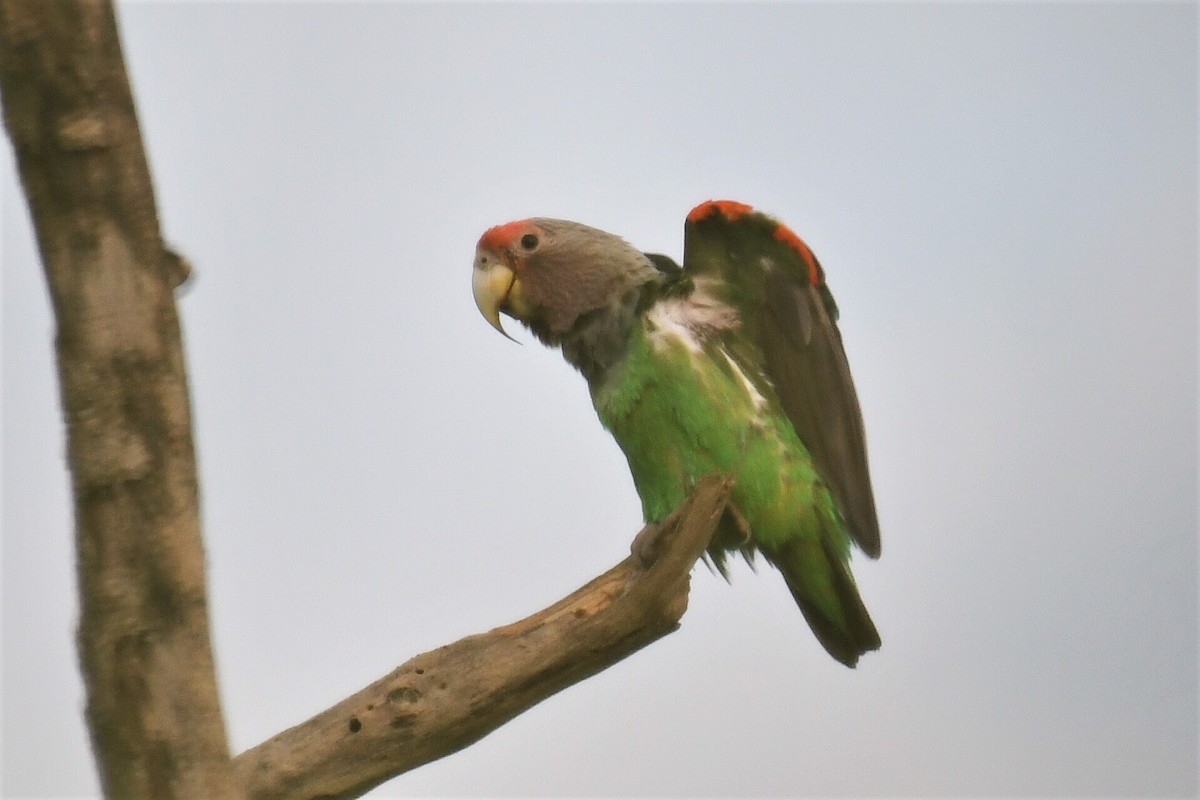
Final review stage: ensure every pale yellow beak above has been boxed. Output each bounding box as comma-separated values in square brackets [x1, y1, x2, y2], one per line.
[472, 263, 518, 342]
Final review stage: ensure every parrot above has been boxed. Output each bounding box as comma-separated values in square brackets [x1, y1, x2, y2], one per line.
[472, 199, 881, 666]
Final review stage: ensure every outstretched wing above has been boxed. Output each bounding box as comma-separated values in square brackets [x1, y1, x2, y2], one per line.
[681, 200, 880, 558]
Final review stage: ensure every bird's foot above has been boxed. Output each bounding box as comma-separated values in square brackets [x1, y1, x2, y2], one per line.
[630, 507, 685, 568]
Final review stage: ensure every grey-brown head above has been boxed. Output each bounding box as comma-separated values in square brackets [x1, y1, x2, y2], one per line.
[472, 217, 661, 348]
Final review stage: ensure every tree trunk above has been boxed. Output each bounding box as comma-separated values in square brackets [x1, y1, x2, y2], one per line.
[0, 2, 240, 797]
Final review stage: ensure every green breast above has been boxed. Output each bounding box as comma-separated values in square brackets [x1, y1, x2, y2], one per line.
[592, 317, 843, 553]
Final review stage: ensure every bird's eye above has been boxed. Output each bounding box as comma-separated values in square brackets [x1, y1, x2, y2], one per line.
[520, 233, 539, 251]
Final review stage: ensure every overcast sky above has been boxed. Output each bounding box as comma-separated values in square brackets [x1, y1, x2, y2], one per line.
[3, 2, 1197, 798]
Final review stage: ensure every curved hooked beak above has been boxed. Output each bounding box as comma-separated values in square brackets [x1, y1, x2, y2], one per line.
[472, 263, 519, 342]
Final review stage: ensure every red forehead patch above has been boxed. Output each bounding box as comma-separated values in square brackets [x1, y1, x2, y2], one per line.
[478, 219, 530, 252]
[771, 223, 821, 287]
[686, 199, 753, 224]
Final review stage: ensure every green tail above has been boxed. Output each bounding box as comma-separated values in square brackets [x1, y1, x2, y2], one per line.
[765, 537, 880, 667]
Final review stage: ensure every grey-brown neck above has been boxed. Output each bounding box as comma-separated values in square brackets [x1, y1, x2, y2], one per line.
[517, 219, 668, 387]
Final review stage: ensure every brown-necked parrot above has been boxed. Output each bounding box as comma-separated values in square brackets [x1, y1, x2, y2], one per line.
[472, 200, 881, 666]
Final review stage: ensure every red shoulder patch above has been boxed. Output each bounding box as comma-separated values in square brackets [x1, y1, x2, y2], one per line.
[686, 199, 753, 224]
[478, 219, 530, 252]
[687, 200, 822, 287]
[771, 223, 822, 287]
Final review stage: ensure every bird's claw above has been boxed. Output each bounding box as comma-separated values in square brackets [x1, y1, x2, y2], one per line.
[630, 520, 665, 568]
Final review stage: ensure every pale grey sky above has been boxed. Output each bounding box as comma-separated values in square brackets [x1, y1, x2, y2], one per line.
[3, 2, 1197, 797]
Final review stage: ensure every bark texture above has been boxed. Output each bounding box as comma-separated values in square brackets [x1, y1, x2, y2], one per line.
[233, 475, 733, 800]
[0, 2, 240, 798]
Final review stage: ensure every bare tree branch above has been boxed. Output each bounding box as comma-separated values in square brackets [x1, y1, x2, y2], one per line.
[0, 2, 240, 798]
[1, 4, 734, 799]
[233, 474, 733, 800]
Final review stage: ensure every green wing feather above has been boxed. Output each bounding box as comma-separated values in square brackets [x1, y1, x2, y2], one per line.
[681, 201, 881, 558]
[676, 201, 881, 666]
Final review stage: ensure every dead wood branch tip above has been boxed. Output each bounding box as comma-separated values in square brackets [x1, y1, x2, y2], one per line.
[233, 474, 733, 800]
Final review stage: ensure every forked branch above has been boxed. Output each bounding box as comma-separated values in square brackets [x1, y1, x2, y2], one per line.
[0, 2, 734, 799]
